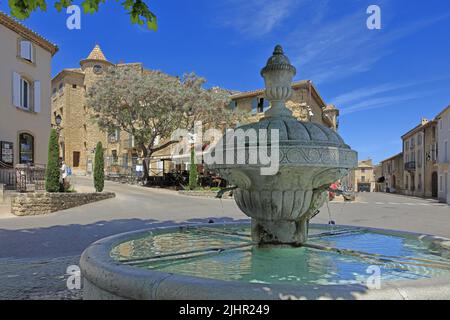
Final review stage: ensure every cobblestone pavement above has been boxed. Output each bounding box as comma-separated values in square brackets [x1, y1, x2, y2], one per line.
[0, 256, 82, 300]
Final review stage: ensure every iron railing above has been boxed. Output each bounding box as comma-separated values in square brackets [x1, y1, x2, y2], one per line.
[15, 164, 46, 192]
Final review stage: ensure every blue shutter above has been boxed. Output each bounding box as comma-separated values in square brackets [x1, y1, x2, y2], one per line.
[251, 98, 258, 114]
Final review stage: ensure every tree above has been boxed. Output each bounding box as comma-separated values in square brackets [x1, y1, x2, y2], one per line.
[178, 73, 244, 132]
[8, 0, 157, 30]
[188, 147, 198, 190]
[86, 67, 248, 183]
[45, 129, 60, 192]
[87, 67, 186, 182]
[94, 141, 104, 192]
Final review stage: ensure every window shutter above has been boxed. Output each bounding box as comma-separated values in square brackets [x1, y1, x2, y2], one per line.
[251, 98, 258, 114]
[20, 41, 31, 60]
[263, 99, 270, 112]
[30, 43, 34, 62]
[34, 81, 41, 112]
[12, 72, 21, 107]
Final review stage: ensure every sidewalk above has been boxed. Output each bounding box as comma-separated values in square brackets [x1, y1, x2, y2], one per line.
[0, 202, 13, 219]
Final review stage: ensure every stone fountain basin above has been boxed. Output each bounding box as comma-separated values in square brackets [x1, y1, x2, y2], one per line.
[80, 222, 450, 300]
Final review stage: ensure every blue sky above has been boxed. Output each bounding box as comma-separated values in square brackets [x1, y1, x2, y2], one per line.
[2, 0, 450, 163]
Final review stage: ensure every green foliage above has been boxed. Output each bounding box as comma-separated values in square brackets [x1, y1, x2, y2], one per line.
[188, 148, 198, 190]
[45, 129, 60, 193]
[94, 141, 105, 192]
[8, 0, 157, 30]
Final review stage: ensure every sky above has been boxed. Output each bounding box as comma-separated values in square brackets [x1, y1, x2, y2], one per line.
[1, 0, 450, 164]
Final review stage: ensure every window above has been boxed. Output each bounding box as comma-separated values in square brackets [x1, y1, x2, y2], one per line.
[417, 134, 422, 145]
[52, 87, 57, 96]
[405, 141, 409, 150]
[12, 72, 40, 112]
[445, 141, 448, 162]
[73, 151, 80, 168]
[251, 98, 258, 114]
[111, 150, 118, 164]
[417, 149, 422, 168]
[59, 83, 64, 92]
[20, 78, 30, 109]
[361, 176, 366, 182]
[19, 40, 34, 62]
[72, 84, 77, 89]
[440, 176, 443, 192]
[361, 168, 366, 173]
[19, 133, 34, 164]
[418, 174, 422, 191]
[108, 129, 120, 143]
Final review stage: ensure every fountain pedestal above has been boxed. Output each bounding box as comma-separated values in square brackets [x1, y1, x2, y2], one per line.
[209, 45, 357, 246]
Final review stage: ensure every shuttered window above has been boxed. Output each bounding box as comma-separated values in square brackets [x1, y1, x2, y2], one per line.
[12, 72, 40, 112]
[19, 40, 34, 62]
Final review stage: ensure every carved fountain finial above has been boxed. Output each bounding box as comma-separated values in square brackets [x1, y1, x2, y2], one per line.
[261, 45, 296, 118]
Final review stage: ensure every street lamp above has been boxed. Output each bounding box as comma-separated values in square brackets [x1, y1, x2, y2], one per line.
[55, 114, 62, 129]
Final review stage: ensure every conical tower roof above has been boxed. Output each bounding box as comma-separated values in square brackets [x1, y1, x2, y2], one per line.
[80, 44, 113, 68]
[86, 44, 107, 61]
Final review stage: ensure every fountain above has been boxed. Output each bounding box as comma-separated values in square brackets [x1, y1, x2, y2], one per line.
[80, 46, 450, 300]
[208, 45, 356, 246]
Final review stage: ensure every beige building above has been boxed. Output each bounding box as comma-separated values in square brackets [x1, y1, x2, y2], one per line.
[379, 153, 404, 193]
[401, 118, 438, 198]
[0, 12, 58, 171]
[229, 80, 339, 131]
[435, 105, 450, 203]
[347, 159, 376, 192]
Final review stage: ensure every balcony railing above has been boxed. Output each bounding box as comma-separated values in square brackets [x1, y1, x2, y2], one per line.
[405, 161, 416, 171]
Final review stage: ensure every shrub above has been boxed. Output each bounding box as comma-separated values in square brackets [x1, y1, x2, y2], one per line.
[188, 148, 198, 190]
[45, 129, 60, 192]
[94, 142, 105, 192]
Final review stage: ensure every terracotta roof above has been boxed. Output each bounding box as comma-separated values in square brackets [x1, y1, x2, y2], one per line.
[0, 11, 58, 56]
[86, 44, 107, 61]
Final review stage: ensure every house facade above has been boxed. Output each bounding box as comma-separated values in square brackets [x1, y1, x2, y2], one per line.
[347, 159, 376, 192]
[401, 118, 438, 198]
[379, 153, 404, 193]
[229, 80, 339, 131]
[0, 11, 58, 170]
[435, 105, 450, 203]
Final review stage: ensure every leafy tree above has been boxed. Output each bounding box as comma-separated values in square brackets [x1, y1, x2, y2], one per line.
[86, 67, 241, 182]
[94, 141, 104, 192]
[188, 147, 198, 190]
[45, 129, 60, 192]
[8, 0, 157, 30]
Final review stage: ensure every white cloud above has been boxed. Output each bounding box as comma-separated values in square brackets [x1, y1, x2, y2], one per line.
[285, 5, 450, 84]
[219, 0, 301, 38]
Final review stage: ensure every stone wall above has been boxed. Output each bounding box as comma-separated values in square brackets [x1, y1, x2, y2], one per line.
[11, 192, 115, 216]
